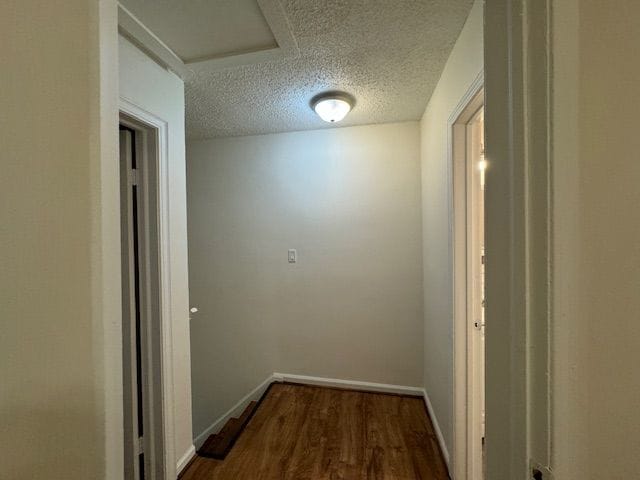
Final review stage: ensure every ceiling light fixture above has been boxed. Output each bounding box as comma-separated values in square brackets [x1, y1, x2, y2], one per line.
[311, 92, 354, 123]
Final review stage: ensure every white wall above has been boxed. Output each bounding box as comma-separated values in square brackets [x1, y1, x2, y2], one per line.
[1, 1, 121, 478]
[187, 122, 424, 440]
[551, 0, 640, 478]
[119, 36, 194, 468]
[419, 0, 483, 456]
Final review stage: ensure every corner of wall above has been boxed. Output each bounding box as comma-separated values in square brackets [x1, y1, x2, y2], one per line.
[418, 0, 484, 459]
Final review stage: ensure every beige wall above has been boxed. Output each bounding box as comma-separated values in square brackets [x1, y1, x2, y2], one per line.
[0, 1, 121, 478]
[419, 0, 483, 456]
[552, 0, 640, 478]
[119, 36, 194, 467]
[187, 122, 424, 440]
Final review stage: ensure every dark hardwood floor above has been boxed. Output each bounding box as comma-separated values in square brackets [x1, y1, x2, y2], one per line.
[180, 383, 449, 480]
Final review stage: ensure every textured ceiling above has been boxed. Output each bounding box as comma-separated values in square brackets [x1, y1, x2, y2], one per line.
[184, 0, 474, 139]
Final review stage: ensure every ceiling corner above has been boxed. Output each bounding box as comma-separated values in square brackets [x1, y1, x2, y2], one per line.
[117, 3, 192, 79]
[257, 0, 299, 56]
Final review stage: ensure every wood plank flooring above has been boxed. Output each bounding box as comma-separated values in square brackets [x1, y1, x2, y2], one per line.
[180, 383, 449, 480]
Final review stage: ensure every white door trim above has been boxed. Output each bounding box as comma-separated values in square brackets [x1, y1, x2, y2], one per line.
[450, 72, 484, 480]
[120, 98, 176, 480]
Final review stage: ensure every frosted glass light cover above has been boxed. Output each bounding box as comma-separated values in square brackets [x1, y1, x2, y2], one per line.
[313, 98, 352, 123]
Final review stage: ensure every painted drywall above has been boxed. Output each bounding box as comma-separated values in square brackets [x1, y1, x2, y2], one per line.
[0, 1, 121, 478]
[419, 0, 483, 457]
[551, 1, 640, 478]
[187, 122, 424, 440]
[119, 36, 194, 467]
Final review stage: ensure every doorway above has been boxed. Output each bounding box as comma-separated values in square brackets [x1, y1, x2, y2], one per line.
[119, 114, 168, 479]
[467, 107, 485, 479]
[452, 81, 485, 480]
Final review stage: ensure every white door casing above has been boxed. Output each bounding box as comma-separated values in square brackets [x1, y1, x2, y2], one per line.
[119, 102, 177, 480]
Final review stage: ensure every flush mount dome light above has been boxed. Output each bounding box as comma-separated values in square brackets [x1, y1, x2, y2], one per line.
[311, 92, 354, 123]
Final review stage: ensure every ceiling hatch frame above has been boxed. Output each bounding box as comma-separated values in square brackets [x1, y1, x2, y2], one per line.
[117, 0, 299, 79]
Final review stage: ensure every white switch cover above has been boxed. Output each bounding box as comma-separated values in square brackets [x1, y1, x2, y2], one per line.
[288, 249, 297, 263]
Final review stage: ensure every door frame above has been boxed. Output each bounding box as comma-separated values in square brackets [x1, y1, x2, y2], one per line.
[483, 1, 553, 478]
[120, 99, 177, 480]
[450, 73, 484, 480]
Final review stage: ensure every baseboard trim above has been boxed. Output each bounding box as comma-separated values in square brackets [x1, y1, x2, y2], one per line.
[274, 372, 423, 397]
[193, 374, 275, 449]
[176, 445, 196, 477]
[422, 389, 451, 476]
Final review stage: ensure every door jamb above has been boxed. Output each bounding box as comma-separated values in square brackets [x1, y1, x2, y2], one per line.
[483, 1, 553, 478]
[119, 99, 176, 480]
[450, 72, 484, 480]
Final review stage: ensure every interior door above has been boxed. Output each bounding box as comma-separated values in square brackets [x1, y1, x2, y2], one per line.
[120, 127, 146, 480]
[468, 109, 486, 479]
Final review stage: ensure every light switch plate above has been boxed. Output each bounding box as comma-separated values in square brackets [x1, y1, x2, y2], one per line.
[288, 249, 297, 263]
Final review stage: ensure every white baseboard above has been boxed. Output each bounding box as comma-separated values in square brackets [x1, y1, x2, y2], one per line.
[176, 444, 196, 476]
[274, 372, 424, 397]
[422, 389, 451, 475]
[193, 374, 275, 449]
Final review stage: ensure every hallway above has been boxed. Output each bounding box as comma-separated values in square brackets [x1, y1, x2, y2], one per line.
[180, 384, 448, 480]
[5, 1, 640, 479]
